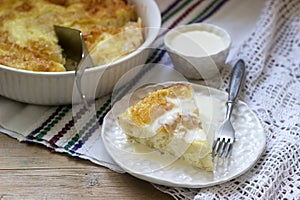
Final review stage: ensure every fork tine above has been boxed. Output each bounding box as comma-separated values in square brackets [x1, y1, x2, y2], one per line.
[218, 140, 226, 157]
[225, 142, 233, 158]
[212, 139, 221, 156]
[212, 139, 218, 151]
[220, 139, 229, 157]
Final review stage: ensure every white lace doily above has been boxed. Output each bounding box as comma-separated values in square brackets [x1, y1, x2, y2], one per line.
[155, 0, 300, 199]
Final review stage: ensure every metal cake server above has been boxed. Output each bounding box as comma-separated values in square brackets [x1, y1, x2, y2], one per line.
[54, 25, 94, 107]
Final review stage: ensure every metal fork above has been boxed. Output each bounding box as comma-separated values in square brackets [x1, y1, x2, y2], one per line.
[212, 59, 246, 158]
[54, 25, 94, 108]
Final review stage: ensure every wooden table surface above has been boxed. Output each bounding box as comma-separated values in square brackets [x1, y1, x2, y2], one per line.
[0, 133, 173, 200]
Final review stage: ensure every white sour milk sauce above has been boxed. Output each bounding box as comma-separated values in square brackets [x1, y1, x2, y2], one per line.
[170, 30, 225, 57]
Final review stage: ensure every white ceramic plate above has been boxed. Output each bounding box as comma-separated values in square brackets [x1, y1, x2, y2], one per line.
[101, 82, 266, 188]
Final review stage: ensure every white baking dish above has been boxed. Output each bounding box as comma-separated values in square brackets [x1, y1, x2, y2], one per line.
[0, 0, 161, 105]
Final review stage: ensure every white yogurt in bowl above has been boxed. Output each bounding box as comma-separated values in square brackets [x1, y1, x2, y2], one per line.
[170, 30, 226, 57]
[164, 23, 231, 80]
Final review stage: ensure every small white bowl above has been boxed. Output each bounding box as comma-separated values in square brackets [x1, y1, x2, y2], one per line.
[0, 0, 161, 105]
[164, 23, 231, 80]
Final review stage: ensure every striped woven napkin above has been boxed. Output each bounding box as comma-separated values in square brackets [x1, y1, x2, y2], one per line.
[0, 0, 265, 196]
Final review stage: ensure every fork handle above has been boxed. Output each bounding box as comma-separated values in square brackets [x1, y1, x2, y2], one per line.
[225, 59, 246, 120]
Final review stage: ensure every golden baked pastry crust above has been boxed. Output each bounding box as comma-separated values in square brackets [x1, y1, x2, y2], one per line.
[128, 84, 192, 126]
[0, 0, 142, 72]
